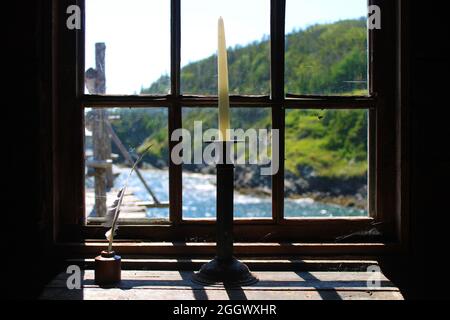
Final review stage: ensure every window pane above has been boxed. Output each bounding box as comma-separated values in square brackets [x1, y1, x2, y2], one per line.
[182, 107, 272, 219]
[182, 107, 218, 219]
[85, 0, 170, 95]
[285, 0, 368, 95]
[284, 109, 368, 217]
[85, 107, 169, 224]
[181, 0, 270, 95]
[232, 108, 272, 219]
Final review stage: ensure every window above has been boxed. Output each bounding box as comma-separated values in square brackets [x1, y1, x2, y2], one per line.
[54, 0, 401, 247]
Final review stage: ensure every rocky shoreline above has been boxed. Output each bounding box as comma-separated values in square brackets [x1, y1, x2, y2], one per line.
[177, 163, 368, 210]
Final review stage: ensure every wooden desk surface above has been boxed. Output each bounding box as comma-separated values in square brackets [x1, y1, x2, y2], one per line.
[40, 270, 403, 300]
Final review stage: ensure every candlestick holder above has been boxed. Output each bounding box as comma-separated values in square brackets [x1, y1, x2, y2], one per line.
[192, 140, 258, 286]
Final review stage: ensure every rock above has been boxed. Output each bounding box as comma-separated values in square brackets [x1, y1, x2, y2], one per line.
[200, 166, 215, 175]
[155, 159, 168, 169]
[234, 165, 271, 192]
[140, 162, 156, 170]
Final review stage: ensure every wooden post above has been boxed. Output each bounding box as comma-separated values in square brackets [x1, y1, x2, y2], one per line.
[95, 43, 106, 93]
[95, 43, 114, 189]
[91, 43, 112, 216]
[92, 113, 107, 216]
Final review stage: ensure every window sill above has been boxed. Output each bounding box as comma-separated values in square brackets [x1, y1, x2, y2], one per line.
[56, 241, 401, 257]
[41, 269, 404, 300]
[61, 217, 384, 242]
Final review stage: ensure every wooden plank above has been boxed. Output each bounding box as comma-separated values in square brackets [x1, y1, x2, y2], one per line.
[135, 201, 170, 208]
[64, 258, 380, 272]
[44, 270, 401, 290]
[73, 218, 382, 242]
[80, 95, 376, 109]
[86, 159, 112, 169]
[85, 188, 147, 219]
[57, 241, 398, 256]
[40, 287, 403, 300]
[50, 270, 394, 284]
[40, 270, 403, 300]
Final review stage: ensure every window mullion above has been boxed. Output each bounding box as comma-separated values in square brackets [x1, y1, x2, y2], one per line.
[169, 0, 182, 224]
[270, 0, 286, 223]
[171, 0, 181, 97]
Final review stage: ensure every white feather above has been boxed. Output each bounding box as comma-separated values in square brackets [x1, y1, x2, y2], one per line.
[103, 145, 152, 252]
[104, 189, 124, 241]
[105, 229, 113, 242]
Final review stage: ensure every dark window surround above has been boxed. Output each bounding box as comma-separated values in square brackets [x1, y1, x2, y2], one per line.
[52, 0, 408, 253]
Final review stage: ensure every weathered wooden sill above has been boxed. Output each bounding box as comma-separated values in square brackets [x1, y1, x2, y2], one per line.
[56, 241, 401, 257]
[67, 257, 380, 272]
[41, 270, 403, 300]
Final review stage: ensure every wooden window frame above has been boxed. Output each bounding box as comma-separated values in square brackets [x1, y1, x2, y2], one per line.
[52, 0, 408, 254]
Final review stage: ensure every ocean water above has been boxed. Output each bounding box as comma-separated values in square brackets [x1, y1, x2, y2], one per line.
[110, 168, 367, 219]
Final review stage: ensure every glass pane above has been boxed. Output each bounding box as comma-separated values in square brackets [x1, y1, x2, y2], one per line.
[284, 109, 368, 217]
[84, 107, 169, 224]
[181, 0, 270, 95]
[85, 0, 170, 95]
[232, 108, 272, 218]
[182, 108, 218, 219]
[181, 107, 272, 219]
[285, 0, 368, 95]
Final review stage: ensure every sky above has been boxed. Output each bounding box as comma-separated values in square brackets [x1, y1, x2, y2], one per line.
[85, 0, 367, 94]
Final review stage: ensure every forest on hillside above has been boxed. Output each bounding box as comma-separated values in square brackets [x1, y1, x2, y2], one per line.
[108, 18, 369, 203]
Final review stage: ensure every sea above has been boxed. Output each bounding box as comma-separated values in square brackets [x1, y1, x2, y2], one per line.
[106, 168, 368, 219]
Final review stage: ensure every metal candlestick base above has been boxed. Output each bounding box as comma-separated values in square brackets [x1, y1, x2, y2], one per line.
[192, 141, 258, 287]
[192, 257, 258, 286]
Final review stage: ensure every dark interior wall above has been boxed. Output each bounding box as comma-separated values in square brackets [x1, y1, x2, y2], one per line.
[4, 1, 450, 299]
[402, 0, 450, 299]
[6, 0, 58, 299]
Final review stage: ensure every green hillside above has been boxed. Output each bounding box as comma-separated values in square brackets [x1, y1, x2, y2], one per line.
[113, 18, 368, 185]
[142, 18, 367, 95]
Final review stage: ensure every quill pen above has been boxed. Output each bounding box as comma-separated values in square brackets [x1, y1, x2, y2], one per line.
[104, 145, 152, 252]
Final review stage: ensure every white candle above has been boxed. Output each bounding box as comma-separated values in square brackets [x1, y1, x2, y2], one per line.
[218, 16, 230, 141]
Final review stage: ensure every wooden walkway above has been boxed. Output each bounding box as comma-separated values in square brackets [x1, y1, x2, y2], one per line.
[40, 270, 403, 300]
[85, 188, 148, 220]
